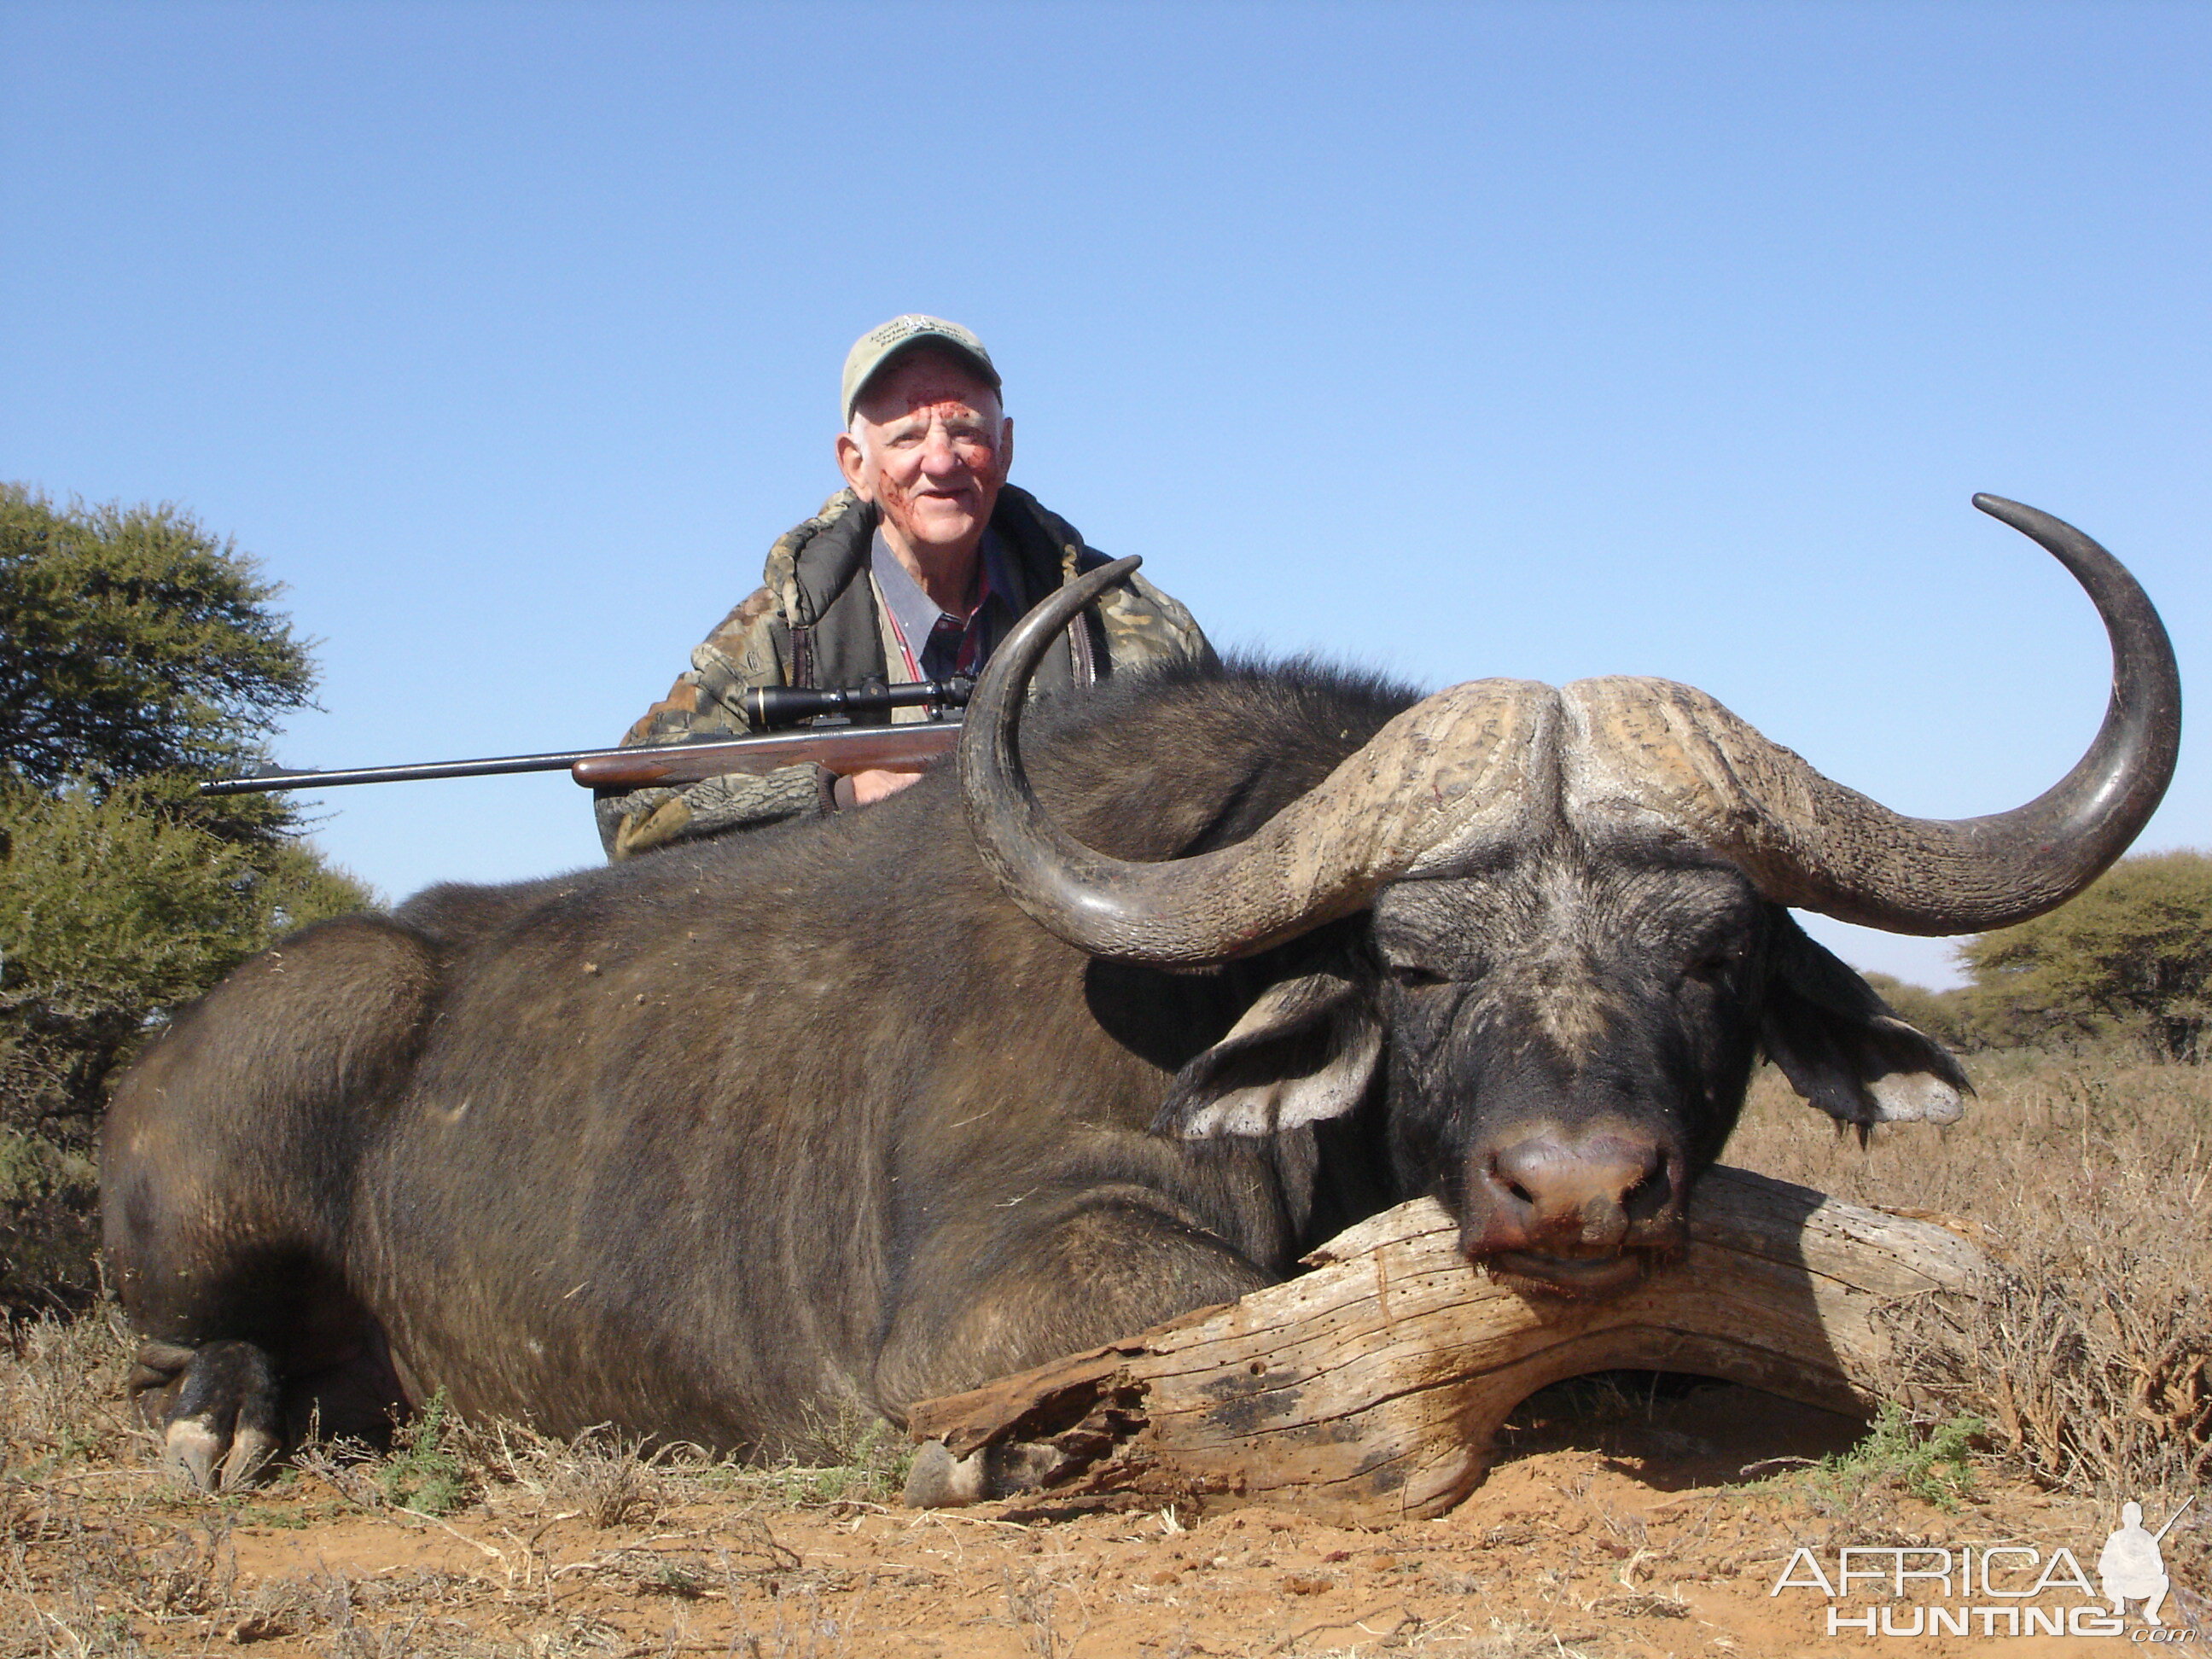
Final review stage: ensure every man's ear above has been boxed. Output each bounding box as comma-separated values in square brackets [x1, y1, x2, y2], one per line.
[835, 428, 873, 500]
[1152, 964, 1382, 1139]
[1760, 914, 1970, 1129]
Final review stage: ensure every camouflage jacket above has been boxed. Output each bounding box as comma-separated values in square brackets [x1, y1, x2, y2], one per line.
[597, 486, 1214, 859]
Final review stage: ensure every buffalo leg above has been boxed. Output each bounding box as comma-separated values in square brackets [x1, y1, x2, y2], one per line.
[102, 917, 438, 1487]
[879, 1187, 1275, 1502]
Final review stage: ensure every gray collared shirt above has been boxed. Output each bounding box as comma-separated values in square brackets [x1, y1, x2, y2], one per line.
[870, 527, 1027, 682]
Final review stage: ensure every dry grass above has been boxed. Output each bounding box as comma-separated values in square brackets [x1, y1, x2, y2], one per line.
[0, 1313, 911, 1655]
[1728, 1048, 2212, 1578]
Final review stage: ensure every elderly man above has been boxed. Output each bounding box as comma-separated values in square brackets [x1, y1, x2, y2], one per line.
[597, 315, 1213, 859]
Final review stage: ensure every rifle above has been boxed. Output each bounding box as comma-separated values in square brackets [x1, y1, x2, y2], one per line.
[197, 679, 971, 797]
[2151, 1495, 2195, 1544]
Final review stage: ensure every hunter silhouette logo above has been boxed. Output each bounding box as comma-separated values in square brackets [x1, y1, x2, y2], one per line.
[1770, 1495, 2197, 1640]
[2099, 1497, 2191, 1627]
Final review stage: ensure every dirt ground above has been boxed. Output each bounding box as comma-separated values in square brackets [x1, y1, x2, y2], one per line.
[9, 1368, 2201, 1659]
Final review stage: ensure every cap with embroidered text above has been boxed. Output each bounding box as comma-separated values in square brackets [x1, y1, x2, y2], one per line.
[841, 315, 1000, 421]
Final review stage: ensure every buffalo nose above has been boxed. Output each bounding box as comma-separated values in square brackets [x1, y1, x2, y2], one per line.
[1477, 1132, 1674, 1254]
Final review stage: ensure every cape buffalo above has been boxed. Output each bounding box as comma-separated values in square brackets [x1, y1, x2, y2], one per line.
[102, 496, 2177, 1493]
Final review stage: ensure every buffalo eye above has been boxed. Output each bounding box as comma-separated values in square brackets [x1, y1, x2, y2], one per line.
[1386, 962, 1451, 989]
[1684, 943, 1749, 985]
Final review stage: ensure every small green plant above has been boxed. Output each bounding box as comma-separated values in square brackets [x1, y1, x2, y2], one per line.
[781, 1408, 914, 1505]
[707, 1404, 914, 1507]
[376, 1390, 467, 1516]
[218, 1495, 343, 1530]
[1806, 1404, 1984, 1510]
[787, 1406, 906, 1512]
[649, 1557, 706, 1597]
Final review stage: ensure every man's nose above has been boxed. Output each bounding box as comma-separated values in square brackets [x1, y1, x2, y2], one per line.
[917, 424, 966, 474]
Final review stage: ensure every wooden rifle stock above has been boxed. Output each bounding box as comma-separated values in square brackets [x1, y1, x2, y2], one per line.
[569, 723, 961, 789]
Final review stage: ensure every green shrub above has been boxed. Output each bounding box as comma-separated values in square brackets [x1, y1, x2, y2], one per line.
[376, 1390, 467, 1516]
[0, 485, 372, 1315]
[1805, 1404, 1984, 1511]
[1959, 851, 2212, 1062]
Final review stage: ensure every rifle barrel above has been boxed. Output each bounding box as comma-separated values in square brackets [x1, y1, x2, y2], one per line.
[200, 749, 628, 795]
[198, 719, 965, 796]
[2152, 1495, 2195, 1543]
[199, 679, 973, 796]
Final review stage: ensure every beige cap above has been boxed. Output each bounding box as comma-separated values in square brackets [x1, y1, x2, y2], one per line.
[841, 315, 1000, 421]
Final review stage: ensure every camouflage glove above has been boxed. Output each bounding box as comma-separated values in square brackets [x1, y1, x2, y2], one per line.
[597, 765, 837, 860]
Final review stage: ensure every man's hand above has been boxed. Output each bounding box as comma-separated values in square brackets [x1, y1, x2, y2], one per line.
[839, 765, 929, 808]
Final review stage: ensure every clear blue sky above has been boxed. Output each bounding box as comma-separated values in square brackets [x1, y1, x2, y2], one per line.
[4, 1, 2204, 988]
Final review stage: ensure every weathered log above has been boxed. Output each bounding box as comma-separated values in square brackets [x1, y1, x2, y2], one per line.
[901, 1165, 1993, 1522]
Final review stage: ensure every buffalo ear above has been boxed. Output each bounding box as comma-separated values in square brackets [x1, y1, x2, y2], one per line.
[1154, 967, 1382, 1139]
[1759, 915, 1970, 1129]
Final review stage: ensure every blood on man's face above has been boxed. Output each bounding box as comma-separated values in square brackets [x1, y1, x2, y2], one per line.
[837, 351, 1011, 568]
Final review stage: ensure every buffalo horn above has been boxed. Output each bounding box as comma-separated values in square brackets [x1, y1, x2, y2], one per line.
[1559, 496, 2181, 933]
[959, 558, 1556, 963]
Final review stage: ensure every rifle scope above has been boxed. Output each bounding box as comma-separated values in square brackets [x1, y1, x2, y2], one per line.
[739, 678, 972, 730]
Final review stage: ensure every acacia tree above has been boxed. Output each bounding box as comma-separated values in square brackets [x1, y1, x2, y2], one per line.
[0, 485, 372, 1313]
[1959, 852, 2212, 1062]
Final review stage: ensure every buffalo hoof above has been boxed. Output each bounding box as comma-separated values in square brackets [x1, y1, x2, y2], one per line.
[139, 1339, 283, 1492]
[901, 1438, 1069, 1508]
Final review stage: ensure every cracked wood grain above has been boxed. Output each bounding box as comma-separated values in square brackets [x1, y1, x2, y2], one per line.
[902, 1165, 1993, 1522]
